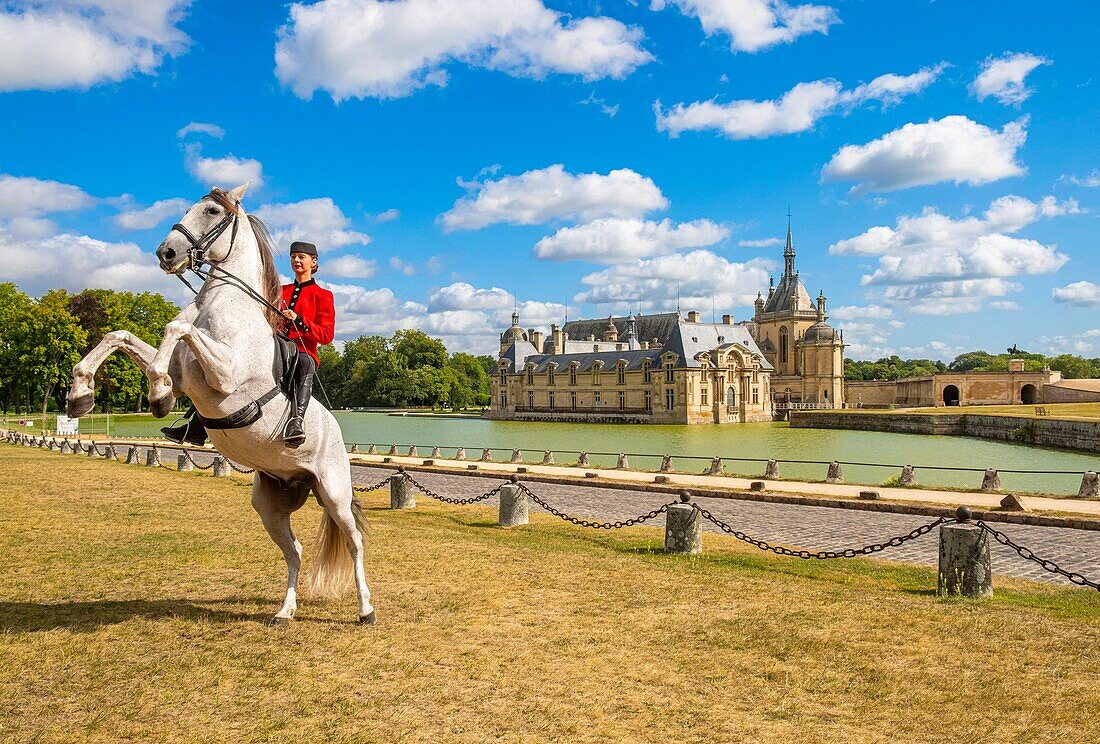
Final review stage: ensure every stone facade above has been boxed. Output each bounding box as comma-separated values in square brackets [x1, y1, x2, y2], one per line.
[489, 310, 773, 425]
[849, 362, 1062, 408]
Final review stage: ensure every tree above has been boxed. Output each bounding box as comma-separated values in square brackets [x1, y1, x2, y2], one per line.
[450, 352, 491, 408]
[0, 283, 33, 412]
[393, 329, 448, 370]
[10, 290, 87, 422]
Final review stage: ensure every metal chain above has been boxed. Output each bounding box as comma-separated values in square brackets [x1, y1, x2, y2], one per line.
[184, 449, 216, 470]
[404, 473, 506, 505]
[694, 503, 947, 559]
[353, 476, 395, 494]
[226, 459, 255, 474]
[519, 483, 673, 530]
[978, 521, 1100, 591]
[91, 442, 108, 456]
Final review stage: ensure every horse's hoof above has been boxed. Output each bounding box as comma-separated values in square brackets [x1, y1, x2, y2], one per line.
[359, 611, 377, 625]
[271, 616, 292, 627]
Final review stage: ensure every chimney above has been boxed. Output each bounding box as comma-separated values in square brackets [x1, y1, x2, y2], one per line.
[641, 341, 649, 349]
[586, 334, 595, 342]
[550, 323, 564, 354]
[687, 310, 700, 322]
[721, 314, 732, 325]
[530, 329, 544, 350]
[1008, 358, 1025, 372]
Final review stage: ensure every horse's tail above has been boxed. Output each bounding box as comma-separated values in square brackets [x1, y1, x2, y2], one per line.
[305, 496, 367, 598]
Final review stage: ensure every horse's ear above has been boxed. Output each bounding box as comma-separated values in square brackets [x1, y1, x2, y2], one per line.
[227, 182, 250, 203]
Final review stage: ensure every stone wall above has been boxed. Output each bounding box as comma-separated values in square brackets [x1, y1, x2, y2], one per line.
[791, 411, 1100, 454]
[846, 380, 898, 408]
[1044, 383, 1100, 403]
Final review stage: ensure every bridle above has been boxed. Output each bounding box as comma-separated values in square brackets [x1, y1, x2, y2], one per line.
[170, 188, 241, 274]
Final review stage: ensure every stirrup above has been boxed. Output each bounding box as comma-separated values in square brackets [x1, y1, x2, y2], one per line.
[283, 417, 306, 448]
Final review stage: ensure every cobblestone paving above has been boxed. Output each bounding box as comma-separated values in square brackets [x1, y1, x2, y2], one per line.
[85, 443, 1100, 588]
[350, 464, 1100, 588]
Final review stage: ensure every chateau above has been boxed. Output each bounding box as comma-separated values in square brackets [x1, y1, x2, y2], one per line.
[488, 224, 846, 424]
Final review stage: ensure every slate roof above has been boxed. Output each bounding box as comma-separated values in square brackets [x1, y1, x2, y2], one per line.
[563, 312, 679, 345]
[761, 271, 814, 315]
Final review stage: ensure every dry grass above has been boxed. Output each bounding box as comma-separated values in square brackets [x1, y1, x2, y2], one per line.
[827, 402, 1100, 421]
[1, 447, 1098, 743]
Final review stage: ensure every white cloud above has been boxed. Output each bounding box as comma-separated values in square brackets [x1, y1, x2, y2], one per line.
[0, 1, 190, 92]
[988, 300, 1021, 311]
[831, 195, 1076, 288]
[738, 237, 781, 248]
[441, 164, 667, 230]
[176, 122, 225, 139]
[534, 217, 730, 263]
[829, 304, 894, 321]
[185, 144, 265, 190]
[574, 249, 774, 309]
[651, 0, 838, 54]
[0, 222, 187, 302]
[323, 255, 376, 279]
[578, 91, 620, 117]
[389, 256, 416, 275]
[821, 116, 1028, 193]
[374, 208, 401, 222]
[0, 174, 95, 218]
[275, 0, 653, 101]
[656, 64, 944, 139]
[1052, 281, 1100, 308]
[254, 198, 370, 252]
[1061, 170, 1100, 188]
[427, 282, 512, 312]
[1036, 333, 1097, 356]
[114, 197, 189, 230]
[971, 52, 1050, 105]
[883, 279, 1022, 315]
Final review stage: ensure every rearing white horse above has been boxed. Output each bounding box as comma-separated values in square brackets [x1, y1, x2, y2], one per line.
[66, 183, 375, 625]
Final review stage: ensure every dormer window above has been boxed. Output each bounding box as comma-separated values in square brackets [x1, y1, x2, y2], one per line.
[569, 363, 578, 386]
[526, 365, 534, 385]
[617, 361, 626, 385]
[642, 360, 652, 383]
[548, 364, 556, 386]
[592, 361, 603, 385]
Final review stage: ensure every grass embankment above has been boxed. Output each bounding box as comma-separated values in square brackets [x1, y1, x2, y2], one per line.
[1, 448, 1097, 742]
[826, 402, 1100, 422]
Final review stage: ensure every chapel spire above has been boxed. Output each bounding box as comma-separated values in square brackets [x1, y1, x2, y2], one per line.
[784, 211, 795, 278]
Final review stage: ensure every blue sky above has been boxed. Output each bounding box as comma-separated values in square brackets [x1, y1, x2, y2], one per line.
[2, 0, 1099, 359]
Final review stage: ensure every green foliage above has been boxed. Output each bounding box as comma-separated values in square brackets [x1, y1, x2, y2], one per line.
[846, 348, 1100, 381]
[844, 356, 946, 381]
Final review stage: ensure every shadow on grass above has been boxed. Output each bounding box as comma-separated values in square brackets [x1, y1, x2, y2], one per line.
[0, 597, 278, 633]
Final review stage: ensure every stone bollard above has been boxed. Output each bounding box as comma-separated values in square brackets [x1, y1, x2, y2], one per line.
[480, 448, 493, 462]
[826, 461, 843, 484]
[350, 444, 360, 454]
[706, 457, 723, 475]
[125, 446, 140, 464]
[498, 476, 528, 527]
[660, 455, 673, 472]
[750, 481, 766, 492]
[999, 494, 1027, 511]
[389, 444, 398, 455]
[103, 445, 117, 461]
[367, 444, 377, 455]
[390, 470, 415, 509]
[88, 441, 99, 458]
[938, 507, 993, 598]
[859, 490, 880, 500]
[408, 445, 418, 457]
[577, 452, 590, 467]
[616, 453, 629, 469]
[145, 447, 160, 467]
[430, 446, 441, 458]
[455, 447, 466, 460]
[665, 492, 702, 554]
[178, 453, 193, 472]
[510, 448, 523, 463]
[213, 456, 231, 477]
[541, 450, 554, 465]
[900, 465, 917, 486]
[60, 440, 71, 454]
[980, 469, 1001, 492]
[764, 459, 781, 479]
[1078, 471, 1099, 499]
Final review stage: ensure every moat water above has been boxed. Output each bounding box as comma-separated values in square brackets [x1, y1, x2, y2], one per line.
[105, 411, 1098, 495]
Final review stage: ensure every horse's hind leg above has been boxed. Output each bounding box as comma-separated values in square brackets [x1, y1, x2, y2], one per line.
[67, 331, 159, 417]
[251, 472, 310, 624]
[312, 466, 374, 624]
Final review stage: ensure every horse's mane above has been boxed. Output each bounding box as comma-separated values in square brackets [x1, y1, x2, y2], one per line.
[247, 214, 283, 332]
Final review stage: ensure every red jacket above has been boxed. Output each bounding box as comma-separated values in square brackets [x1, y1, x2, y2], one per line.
[281, 278, 335, 364]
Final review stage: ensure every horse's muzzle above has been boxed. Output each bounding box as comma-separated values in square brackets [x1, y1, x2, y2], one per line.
[156, 240, 188, 274]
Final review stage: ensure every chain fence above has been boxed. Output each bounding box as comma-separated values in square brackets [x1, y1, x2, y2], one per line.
[5, 433, 1099, 591]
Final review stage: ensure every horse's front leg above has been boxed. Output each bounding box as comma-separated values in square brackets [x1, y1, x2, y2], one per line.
[148, 320, 240, 405]
[67, 331, 160, 418]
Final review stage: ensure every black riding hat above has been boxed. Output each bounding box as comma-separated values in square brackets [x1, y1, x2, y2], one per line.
[289, 241, 318, 257]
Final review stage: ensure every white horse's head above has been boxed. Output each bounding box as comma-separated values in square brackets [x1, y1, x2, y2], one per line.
[156, 182, 249, 274]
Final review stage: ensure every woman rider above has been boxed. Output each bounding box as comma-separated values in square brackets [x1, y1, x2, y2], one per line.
[162, 240, 335, 448]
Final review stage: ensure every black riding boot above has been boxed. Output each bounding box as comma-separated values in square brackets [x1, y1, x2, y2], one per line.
[161, 406, 209, 446]
[283, 355, 316, 448]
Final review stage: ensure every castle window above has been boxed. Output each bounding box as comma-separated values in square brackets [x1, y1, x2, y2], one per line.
[617, 362, 626, 385]
[548, 366, 555, 386]
[664, 363, 674, 383]
[753, 388, 759, 404]
[571, 392, 577, 410]
[727, 387, 736, 407]
[549, 392, 555, 410]
[527, 391, 533, 408]
[779, 327, 789, 365]
[701, 386, 708, 406]
[594, 391, 601, 408]
[500, 368, 507, 386]
[665, 389, 675, 410]
[526, 366, 534, 385]
[642, 360, 652, 383]
[644, 390, 652, 410]
[593, 362, 602, 385]
[618, 391, 626, 410]
[500, 393, 507, 408]
[569, 364, 577, 386]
